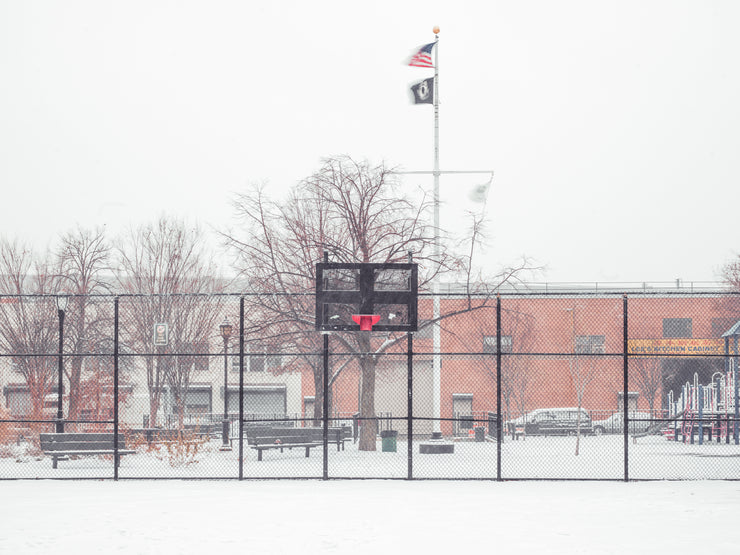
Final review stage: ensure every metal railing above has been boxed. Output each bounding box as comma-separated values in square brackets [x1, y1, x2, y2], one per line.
[2, 291, 740, 481]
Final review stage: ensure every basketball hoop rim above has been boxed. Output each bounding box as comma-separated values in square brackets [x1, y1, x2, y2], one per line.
[352, 314, 381, 332]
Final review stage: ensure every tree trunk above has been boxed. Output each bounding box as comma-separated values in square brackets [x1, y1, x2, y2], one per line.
[67, 301, 87, 430]
[312, 362, 324, 426]
[358, 348, 377, 451]
[149, 398, 160, 428]
[147, 354, 163, 427]
[176, 399, 185, 429]
[311, 360, 334, 426]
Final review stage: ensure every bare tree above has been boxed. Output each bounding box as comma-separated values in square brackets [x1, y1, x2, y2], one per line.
[115, 217, 224, 428]
[222, 156, 534, 450]
[712, 259, 740, 339]
[223, 157, 439, 448]
[164, 295, 224, 427]
[721, 257, 740, 292]
[565, 305, 601, 456]
[630, 356, 663, 415]
[500, 308, 537, 425]
[458, 304, 536, 427]
[53, 226, 113, 424]
[0, 238, 60, 418]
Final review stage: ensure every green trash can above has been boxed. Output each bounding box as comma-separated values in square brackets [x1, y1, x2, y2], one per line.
[474, 426, 485, 442]
[381, 430, 398, 452]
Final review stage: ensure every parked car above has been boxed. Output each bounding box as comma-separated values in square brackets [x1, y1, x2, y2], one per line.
[592, 412, 653, 435]
[506, 408, 593, 436]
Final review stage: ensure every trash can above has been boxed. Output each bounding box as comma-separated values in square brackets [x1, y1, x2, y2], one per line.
[474, 426, 485, 442]
[381, 430, 398, 452]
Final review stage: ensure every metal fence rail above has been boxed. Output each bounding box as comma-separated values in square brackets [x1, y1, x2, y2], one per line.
[1, 291, 740, 480]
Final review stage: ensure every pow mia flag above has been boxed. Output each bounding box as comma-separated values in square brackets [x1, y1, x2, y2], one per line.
[410, 77, 434, 104]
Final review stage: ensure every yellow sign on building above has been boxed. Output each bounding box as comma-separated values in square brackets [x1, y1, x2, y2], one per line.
[627, 338, 724, 357]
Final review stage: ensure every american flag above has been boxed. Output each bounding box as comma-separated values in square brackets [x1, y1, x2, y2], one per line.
[408, 42, 435, 68]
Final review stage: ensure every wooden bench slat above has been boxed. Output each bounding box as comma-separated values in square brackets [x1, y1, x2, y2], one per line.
[41, 444, 127, 450]
[251, 441, 320, 461]
[251, 442, 318, 449]
[231, 426, 349, 452]
[46, 450, 136, 456]
[40, 433, 125, 442]
[40, 432, 133, 469]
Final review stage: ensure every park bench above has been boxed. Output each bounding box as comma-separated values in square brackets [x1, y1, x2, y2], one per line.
[250, 433, 321, 461]
[184, 422, 222, 438]
[233, 425, 349, 448]
[231, 425, 351, 460]
[40, 432, 135, 469]
[305, 426, 351, 451]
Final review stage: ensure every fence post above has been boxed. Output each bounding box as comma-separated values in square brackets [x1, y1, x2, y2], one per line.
[698, 385, 704, 445]
[623, 294, 629, 482]
[735, 336, 739, 445]
[239, 296, 245, 480]
[496, 294, 502, 481]
[113, 296, 120, 481]
[323, 333, 329, 480]
[407, 331, 413, 480]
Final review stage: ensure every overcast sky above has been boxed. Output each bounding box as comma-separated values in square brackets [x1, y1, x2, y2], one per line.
[2, 1, 739, 284]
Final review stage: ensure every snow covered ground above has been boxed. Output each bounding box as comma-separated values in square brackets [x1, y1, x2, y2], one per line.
[2, 435, 740, 553]
[1, 479, 739, 554]
[2, 434, 740, 480]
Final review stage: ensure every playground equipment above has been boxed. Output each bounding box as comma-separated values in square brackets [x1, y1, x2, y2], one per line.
[666, 368, 739, 445]
[665, 322, 740, 445]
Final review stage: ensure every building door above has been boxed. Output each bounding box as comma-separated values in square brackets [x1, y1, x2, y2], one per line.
[453, 393, 473, 437]
[617, 392, 639, 413]
[228, 387, 287, 420]
[303, 396, 315, 426]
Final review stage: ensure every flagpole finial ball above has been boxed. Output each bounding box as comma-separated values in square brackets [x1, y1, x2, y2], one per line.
[433, 26, 440, 35]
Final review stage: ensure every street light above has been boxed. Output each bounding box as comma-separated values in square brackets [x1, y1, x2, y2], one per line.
[56, 295, 68, 434]
[392, 168, 492, 444]
[219, 318, 233, 450]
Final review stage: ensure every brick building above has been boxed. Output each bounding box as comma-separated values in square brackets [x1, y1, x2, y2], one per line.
[3, 286, 739, 437]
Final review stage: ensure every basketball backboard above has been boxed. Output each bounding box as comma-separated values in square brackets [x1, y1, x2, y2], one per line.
[315, 262, 418, 332]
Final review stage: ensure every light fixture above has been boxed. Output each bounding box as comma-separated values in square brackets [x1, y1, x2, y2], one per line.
[220, 318, 233, 340]
[56, 295, 68, 311]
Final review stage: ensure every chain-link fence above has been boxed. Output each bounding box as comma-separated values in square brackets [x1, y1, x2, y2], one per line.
[1, 291, 739, 480]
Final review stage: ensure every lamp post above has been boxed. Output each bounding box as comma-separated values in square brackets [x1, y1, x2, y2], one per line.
[56, 295, 68, 433]
[220, 318, 233, 450]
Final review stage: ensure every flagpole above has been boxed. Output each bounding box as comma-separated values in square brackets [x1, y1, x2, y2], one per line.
[431, 27, 442, 438]
[403, 28, 494, 444]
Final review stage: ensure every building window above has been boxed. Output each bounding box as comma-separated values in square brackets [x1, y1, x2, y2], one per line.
[663, 318, 692, 338]
[250, 352, 265, 373]
[483, 335, 512, 353]
[228, 386, 287, 416]
[232, 351, 265, 372]
[575, 335, 605, 354]
[165, 387, 212, 417]
[304, 396, 315, 422]
[184, 388, 212, 416]
[711, 318, 736, 338]
[4, 387, 31, 417]
[193, 341, 209, 372]
[232, 347, 281, 372]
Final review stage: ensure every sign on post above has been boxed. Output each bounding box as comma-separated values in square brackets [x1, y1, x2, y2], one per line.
[153, 323, 169, 346]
